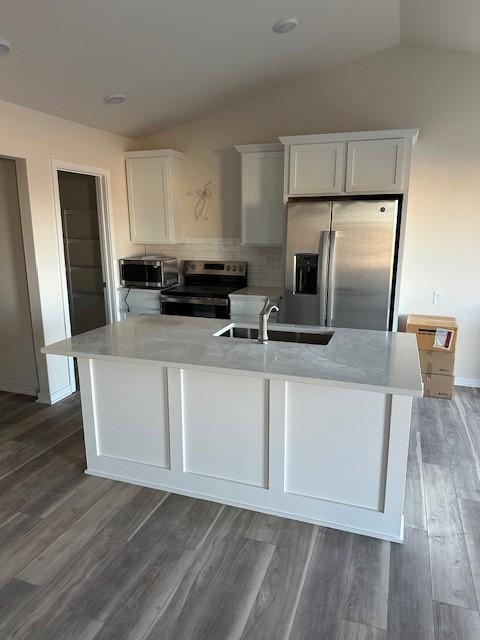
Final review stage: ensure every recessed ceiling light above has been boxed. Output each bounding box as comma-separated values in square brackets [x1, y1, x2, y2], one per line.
[272, 17, 298, 34]
[0, 38, 12, 55]
[103, 94, 126, 105]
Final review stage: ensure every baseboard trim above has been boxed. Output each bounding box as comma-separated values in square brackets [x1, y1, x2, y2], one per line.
[0, 381, 38, 396]
[36, 384, 76, 405]
[456, 377, 480, 389]
[84, 468, 405, 543]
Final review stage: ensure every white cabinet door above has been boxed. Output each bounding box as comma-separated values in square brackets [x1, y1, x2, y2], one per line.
[346, 138, 406, 193]
[126, 156, 170, 244]
[125, 149, 184, 245]
[288, 142, 345, 195]
[118, 288, 162, 317]
[238, 146, 285, 246]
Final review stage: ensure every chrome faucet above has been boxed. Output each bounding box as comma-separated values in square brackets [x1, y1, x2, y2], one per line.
[258, 298, 279, 344]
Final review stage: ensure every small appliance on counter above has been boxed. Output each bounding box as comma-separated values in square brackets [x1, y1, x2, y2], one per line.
[160, 260, 247, 319]
[119, 255, 178, 289]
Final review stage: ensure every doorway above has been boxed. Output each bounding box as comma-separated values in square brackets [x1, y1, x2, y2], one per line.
[0, 157, 38, 395]
[52, 160, 117, 397]
[57, 171, 108, 335]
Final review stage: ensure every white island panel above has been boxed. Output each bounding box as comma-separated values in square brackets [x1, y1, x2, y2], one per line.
[182, 370, 268, 488]
[285, 383, 389, 510]
[44, 316, 422, 542]
[92, 359, 170, 469]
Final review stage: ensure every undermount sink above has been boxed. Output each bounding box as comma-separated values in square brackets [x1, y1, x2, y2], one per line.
[216, 325, 334, 345]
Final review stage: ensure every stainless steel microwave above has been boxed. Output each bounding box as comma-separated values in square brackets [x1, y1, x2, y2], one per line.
[119, 256, 178, 289]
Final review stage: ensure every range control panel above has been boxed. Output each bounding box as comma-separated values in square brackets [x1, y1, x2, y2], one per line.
[183, 260, 247, 275]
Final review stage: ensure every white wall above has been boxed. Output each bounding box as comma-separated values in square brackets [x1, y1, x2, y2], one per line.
[0, 158, 38, 395]
[0, 99, 136, 402]
[140, 44, 480, 384]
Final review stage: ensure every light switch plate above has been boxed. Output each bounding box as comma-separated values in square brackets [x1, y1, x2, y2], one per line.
[433, 290, 445, 305]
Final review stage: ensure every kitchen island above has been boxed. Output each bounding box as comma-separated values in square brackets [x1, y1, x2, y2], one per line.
[43, 315, 422, 542]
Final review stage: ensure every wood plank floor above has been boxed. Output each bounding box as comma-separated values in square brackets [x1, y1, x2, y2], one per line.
[0, 387, 479, 639]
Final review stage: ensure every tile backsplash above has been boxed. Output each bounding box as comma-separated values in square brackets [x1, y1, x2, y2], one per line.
[147, 238, 283, 287]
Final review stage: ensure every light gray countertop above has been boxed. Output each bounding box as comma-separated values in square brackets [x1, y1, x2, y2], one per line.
[229, 287, 282, 299]
[42, 315, 423, 397]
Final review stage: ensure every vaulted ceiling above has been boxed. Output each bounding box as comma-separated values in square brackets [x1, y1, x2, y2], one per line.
[401, 0, 480, 55]
[0, 1, 477, 138]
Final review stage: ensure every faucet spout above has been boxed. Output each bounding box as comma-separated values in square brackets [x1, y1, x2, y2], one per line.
[258, 298, 279, 344]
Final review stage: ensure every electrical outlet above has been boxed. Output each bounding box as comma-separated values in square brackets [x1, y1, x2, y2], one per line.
[433, 290, 445, 305]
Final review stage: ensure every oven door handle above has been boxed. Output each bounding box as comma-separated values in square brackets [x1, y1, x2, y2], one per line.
[160, 296, 229, 306]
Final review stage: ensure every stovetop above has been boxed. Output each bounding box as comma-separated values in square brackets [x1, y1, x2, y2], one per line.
[162, 284, 241, 299]
[161, 260, 248, 299]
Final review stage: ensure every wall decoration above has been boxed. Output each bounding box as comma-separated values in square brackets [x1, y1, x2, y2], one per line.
[194, 180, 213, 221]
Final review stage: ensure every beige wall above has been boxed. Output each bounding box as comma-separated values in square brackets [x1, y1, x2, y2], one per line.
[0, 99, 136, 401]
[141, 44, 480, 383]
[0, 158, 38, 394]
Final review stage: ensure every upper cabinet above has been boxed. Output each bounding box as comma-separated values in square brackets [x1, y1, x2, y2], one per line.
[125, 149, 184, 244]
[345, 138, 405, 193]
[280, 130, 418, 198]
[288, 142, 344, 195]
[236, 143, 285, 246]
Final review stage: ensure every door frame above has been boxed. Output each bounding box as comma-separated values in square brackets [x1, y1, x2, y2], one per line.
[51, 159, 119, 393]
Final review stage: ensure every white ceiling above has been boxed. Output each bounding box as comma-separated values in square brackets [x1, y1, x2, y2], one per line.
[0, 0, 400, 138]
[0, 1, 477, 139]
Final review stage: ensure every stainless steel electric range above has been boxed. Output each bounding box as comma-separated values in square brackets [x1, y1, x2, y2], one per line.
[160, 260, 248, 319]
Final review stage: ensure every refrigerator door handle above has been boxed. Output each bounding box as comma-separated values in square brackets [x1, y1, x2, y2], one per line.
[292, 253, 297, 293]
[319, 231, 330, 325]
[326, 230, 337, 327]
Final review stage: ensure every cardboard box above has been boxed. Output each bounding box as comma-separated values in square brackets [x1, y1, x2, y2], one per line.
[419, 350, 455, 376]
[422, 373, 455, 399]
[406, 315, 458, 352]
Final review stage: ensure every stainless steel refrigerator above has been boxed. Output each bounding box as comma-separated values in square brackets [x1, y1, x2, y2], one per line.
[282, 198, 399, 330]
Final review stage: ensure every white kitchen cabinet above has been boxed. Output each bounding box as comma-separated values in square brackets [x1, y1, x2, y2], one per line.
[125, 149, 184, 244]
[118, 287, 162, 318]
[236, 144, 285, 246]
[53, 314, 421, 542]
[346, 138, 406, 193]
[288, 142, 344, 196]
[280, 130, 418, 198]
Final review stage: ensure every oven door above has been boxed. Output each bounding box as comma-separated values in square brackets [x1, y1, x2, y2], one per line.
[160, 296, 230, 319]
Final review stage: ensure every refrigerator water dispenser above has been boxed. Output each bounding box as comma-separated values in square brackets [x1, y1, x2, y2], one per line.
[294, 254, 319, 294]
